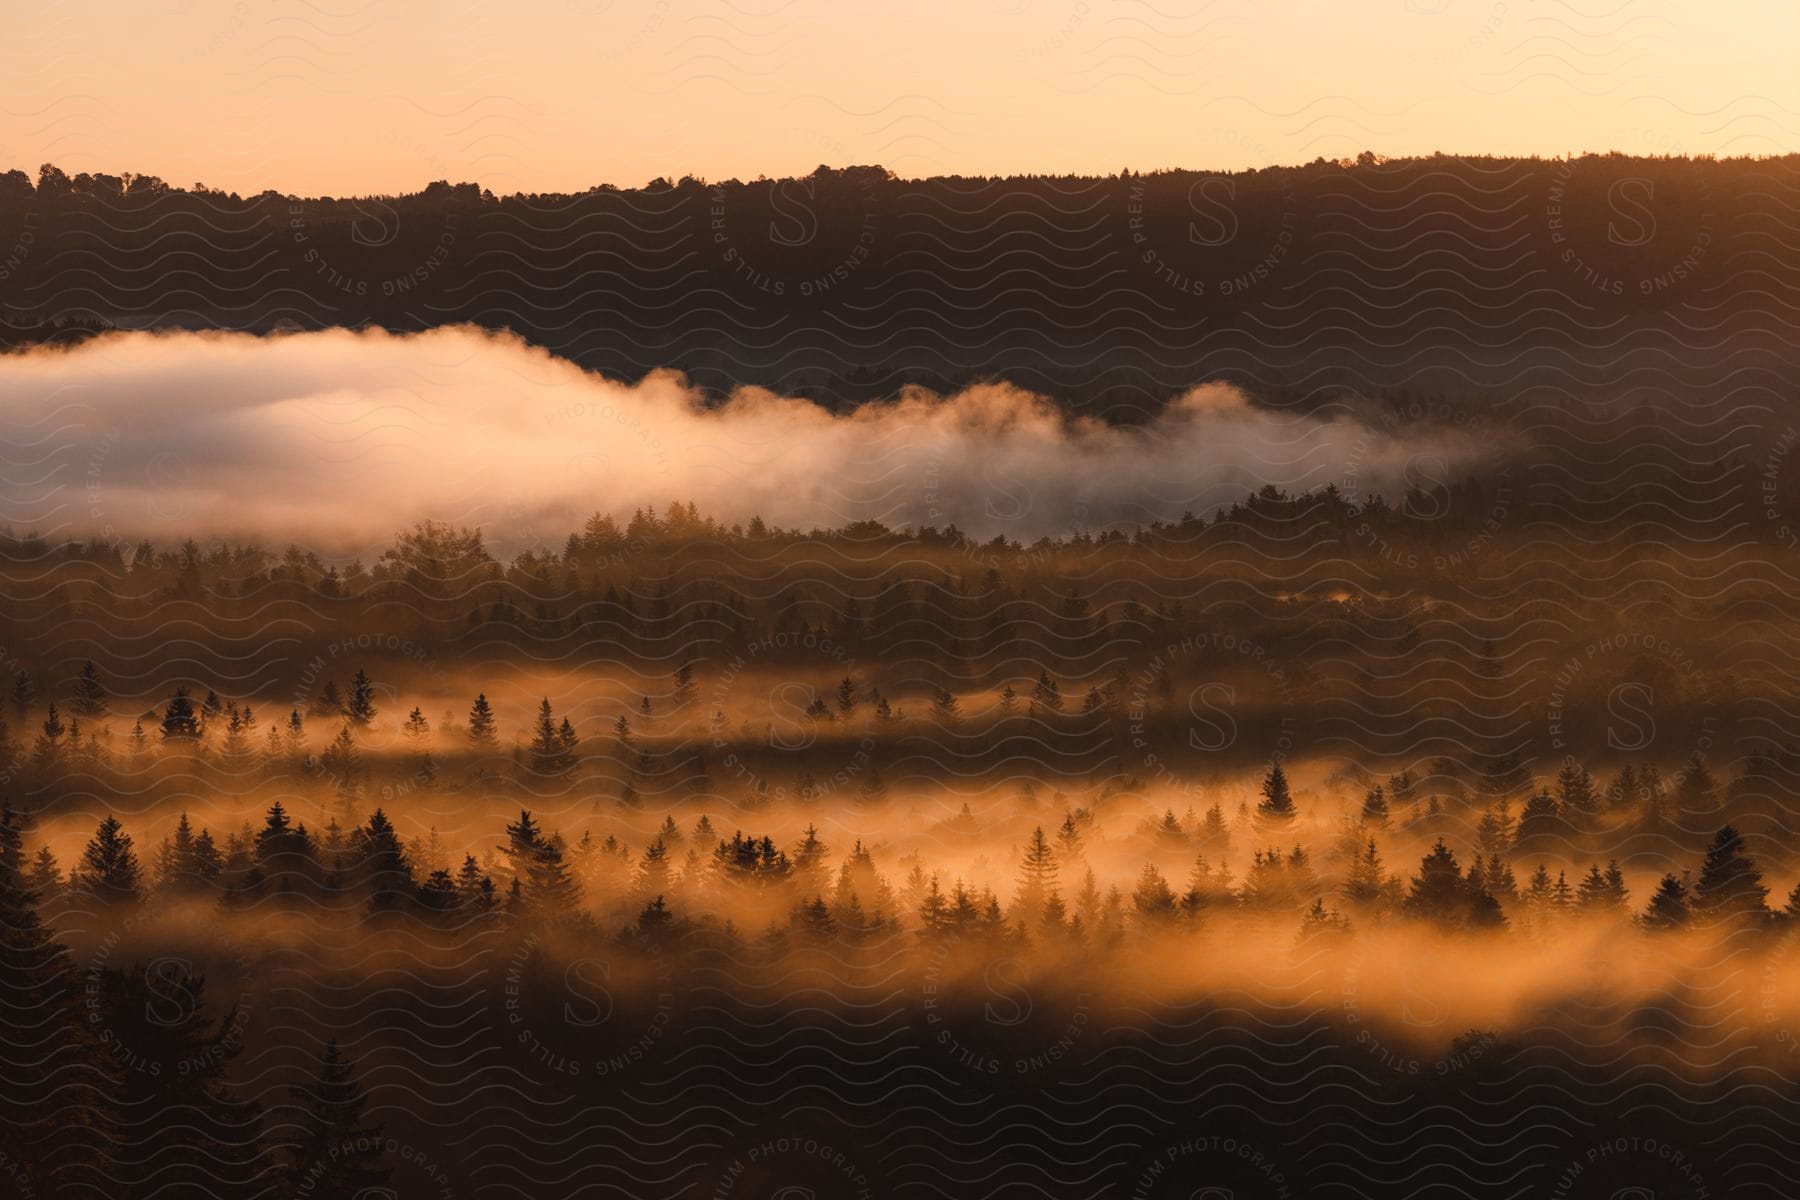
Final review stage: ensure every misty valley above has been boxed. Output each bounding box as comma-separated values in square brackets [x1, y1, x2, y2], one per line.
[2, 467, 1795, 1198]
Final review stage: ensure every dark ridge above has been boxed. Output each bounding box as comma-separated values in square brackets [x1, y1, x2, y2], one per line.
[2, 153, 1791, 413]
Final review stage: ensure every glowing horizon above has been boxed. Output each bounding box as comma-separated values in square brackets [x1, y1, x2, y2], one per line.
[3, 0, 1796, 197]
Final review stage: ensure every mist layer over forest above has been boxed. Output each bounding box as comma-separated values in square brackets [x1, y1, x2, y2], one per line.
[0, 325, 1516, 547]
[4, 426, 1800, 1193]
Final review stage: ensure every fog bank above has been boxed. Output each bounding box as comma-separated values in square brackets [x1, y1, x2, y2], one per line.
[0, 326, 1499, 551]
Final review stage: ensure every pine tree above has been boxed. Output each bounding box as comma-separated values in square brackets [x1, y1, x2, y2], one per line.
[191, 827, 224, 889]
[1404, 840, 1466, 926]
[78, 814, 142, 906]
[352, 809, 415, 912]
[162, 811, 198, 891]
[635, 837, 673, 902]
[502, 809, 583, 913]
[673, 662, 698, 711]
[10, 669, 34, 717]
[1556, 759, 1599, 830]
[199, 689, 225, 736]
[402, 706, 431, 741]
[161, 686, 201, 741]
[30, 701, 66, 770]
[1550, 869, 1575, 915]
[1156, 808, 1185, 843]
[261, 722, 284, 771]
[1360, 784, 1389, 828]
[1199, 802, 1230, 855]
[467, 693, 499, 748]
[220, 705, 252, 764]
[1343, 839, 1392, 910]
[70, 660, 107, 717]
[1256, 761, 1296, 828]
[345, 669, 378, 728]
[1576, 863, 1620, 912]
[792, 823, 828, 896]
[1520, 863, 1556, 930]
[1475, 801, 1515, 859]
[1014, 826, 1059, 925]
[1131, 863, 1179, 923]
[1056, 810, 1085, 863]
[528, 698, 575, 776]
[0, 802, 116, 1197]
[284, 1041, 390, 1196]
[1031, 671, 1062, 713]
[455, 854, 497, 913]
[311, 679, 346, 720]
[1180, 853, 1219, 917]
[320, 724, 361, 802]
[1515, 788, 1562, 845]
[1607, 763, 1639, 811]
[284, 709, 308, 765]
[27, 844, 63, 901]
[253, 799, 314, 896]
[1643, 873, 1690, 930]
[1690, 825, 1770, 927]
[1483, 853, 1518, 909]
[92, 965, 274, 1194]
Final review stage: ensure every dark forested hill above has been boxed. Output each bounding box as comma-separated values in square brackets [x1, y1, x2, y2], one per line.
[2, 153, 1793, 413]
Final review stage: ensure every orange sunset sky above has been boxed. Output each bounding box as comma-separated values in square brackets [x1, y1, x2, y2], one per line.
[2, 0, 1793, 195]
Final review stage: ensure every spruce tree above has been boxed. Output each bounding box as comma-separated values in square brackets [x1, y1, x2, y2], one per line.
[1555, 759, 1598, 829]
[0, 803, 116, 1196]
[345, 669, 378, 728]
[1690, 825, 1770, 927]
[1360, 784, 1389, 828]
[1256, 761, 1296, 827]
[528, 698, 574, 776]
[1644, 873, 1690, 930]
[1404, 840, 1465, 926]
[78, 814, 142, 906]
[353, 809, 415, 912]
[70, 660, 107, 717]
[94, 966, 275, 1195]
[10, 669, 34, 717]
[162, 686, 201, 741]
[467, 693, 499, 748]
[455, 854, 497, 913]
[1014, 826, 1060, 925]
[284, 1040, 390, 1197]
[1131, 863, 1178, 922]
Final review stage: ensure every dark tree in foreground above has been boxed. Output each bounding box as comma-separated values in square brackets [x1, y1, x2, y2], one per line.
[0, 803, 115, 1197]
[283, 1040, 389, 1198]
[95, 966, 275, 1196]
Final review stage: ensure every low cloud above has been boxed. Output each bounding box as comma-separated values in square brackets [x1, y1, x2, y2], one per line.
[0, 326, 1500, 553]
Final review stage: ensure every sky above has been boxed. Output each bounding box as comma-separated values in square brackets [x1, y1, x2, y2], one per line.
[2, 0, 1796, 196]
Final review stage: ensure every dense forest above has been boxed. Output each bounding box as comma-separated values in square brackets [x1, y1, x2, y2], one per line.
[1, 153, 1793, 411]
[2, 490, 1799, 1197]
